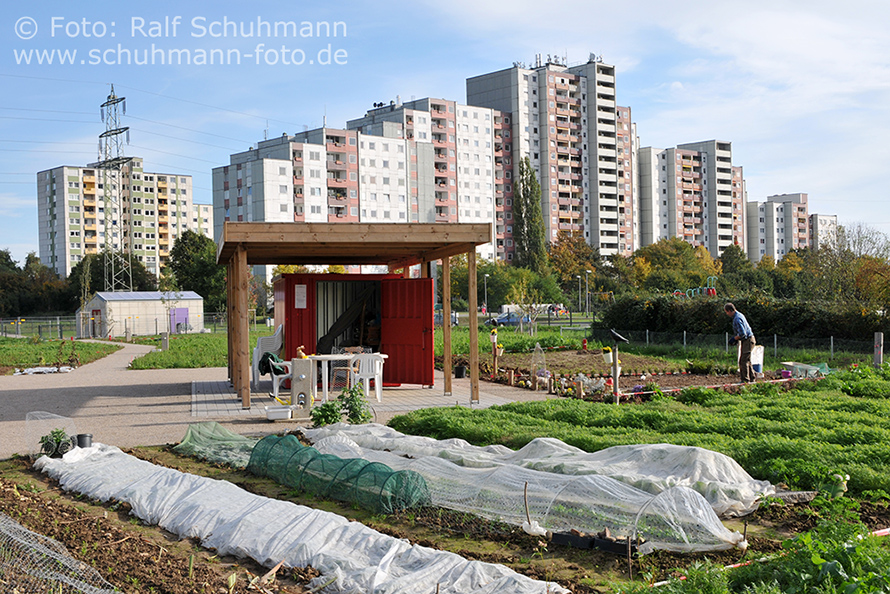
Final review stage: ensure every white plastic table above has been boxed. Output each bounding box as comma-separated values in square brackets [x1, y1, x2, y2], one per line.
[304, 353, 388, 404]
[306, 354, 355, 404]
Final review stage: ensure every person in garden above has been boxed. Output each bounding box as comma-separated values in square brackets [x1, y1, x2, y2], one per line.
[724, 302, 756, 383]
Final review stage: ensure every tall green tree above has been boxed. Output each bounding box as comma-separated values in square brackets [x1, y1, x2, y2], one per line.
[512, 157, 548, 274]
[719, 243, 753, 274]
[66, 252, 157, 310]
[166, 230, 226, 312]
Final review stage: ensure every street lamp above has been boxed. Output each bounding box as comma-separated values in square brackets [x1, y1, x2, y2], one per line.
[483, 274, 490, 320]
[585, 269, 592, 317]
[576, 275, 582, 313]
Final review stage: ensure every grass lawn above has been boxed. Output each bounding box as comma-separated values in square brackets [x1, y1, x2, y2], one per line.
[0, 337, 121, 374]
[127, 329, 276, 369]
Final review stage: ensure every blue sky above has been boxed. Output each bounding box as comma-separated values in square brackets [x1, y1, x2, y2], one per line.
[1, 0, 888, 266]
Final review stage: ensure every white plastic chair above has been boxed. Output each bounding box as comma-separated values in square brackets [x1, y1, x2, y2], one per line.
[270, 360, 293, 404]
[252, 325, 284, 391]
[350, 353, 385, 403]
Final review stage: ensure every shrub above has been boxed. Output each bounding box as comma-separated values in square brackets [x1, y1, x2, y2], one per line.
[844, 378, 890, 399]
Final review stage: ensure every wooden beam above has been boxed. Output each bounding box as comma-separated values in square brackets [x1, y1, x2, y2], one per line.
[233, 245, 251, 408]
[226, 258, 234, 385]
[468, 250, 479, 404]
[443, 257, 452, 396]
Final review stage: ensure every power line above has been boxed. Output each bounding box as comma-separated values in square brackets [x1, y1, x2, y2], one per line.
[0, 72, 304, 128]
[128, 128, 241, 151]
[129, 145, 220, 164]
[123, 114, 252, 144]
[0, 107, 95, 116]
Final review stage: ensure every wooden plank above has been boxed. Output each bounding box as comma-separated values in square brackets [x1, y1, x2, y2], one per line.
[226, 259, 234, 384]
[234, 245, 251, 408]
[443, 257, 452, 396]
[468, 250, 479, 404]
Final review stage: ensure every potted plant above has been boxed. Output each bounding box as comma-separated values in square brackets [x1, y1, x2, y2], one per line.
[602, 346, 613, 365]
[39, 428, 73, 458]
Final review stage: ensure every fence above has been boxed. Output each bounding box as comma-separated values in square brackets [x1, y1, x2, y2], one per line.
[0, 317, 78, 340]
[589, 327, 876, 358]
[0, 313, 269, 339]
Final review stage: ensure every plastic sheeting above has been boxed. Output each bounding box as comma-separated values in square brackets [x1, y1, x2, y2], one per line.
[312, 435, 745, 554]
[35, 444, 568, 594]
[303, 424, 774, 517]
[172, 422, 259, 468]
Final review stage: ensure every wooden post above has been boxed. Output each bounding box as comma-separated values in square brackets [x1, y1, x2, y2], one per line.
[233, 245, 251, 408]
[468, 250, 479, 404]
[226, 259, 234, 385]
[443, 257, 453, 396]
[876, 332, 884, 368]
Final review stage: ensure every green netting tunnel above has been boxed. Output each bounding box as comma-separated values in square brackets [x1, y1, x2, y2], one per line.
[247, 435, 431, 514]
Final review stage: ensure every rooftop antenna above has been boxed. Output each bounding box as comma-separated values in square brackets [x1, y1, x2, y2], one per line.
[263, 119, 269, 141]
[93, 84, 133, 292]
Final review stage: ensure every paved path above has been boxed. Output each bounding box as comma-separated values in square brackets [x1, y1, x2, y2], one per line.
[0, 342, 551, 460]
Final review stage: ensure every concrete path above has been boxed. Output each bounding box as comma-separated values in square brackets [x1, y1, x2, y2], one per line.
[0, 342, 551, 460]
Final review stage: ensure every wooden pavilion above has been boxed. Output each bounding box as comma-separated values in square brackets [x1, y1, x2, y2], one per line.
[216, 222, 492, 408]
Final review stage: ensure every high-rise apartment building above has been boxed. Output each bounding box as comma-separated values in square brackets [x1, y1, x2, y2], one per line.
[466, 55, 635, 256]
[214, 98, 513, 280]
[637, 141, 745, 258]
[37, 158, 204, 279]
[746, 193, 809, 263]
[809, 213, 838, 250]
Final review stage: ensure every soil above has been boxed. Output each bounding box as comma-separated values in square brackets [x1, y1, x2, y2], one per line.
[4, 446, 887, 594]
[443, 348, 787, 394]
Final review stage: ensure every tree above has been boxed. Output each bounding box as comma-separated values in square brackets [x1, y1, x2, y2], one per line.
[695, 245, 722, 276]
[66, 252, 157, 310]
[719, 243, 752, 274]
[757, 255, 775, 271]
[166, 230, 226, 312]
[512, 157, 548, 274]
[548, 231, 601, 293]
[272, 264, 310, 276]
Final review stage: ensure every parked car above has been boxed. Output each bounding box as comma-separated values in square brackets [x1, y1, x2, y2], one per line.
[434, 311, 459, 326]
[484, 312, 531, 327]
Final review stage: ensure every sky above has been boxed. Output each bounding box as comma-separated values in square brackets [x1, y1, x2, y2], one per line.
[1, 0, 888, 266]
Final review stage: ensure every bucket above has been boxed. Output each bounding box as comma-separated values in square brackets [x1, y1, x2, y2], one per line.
[752, 363, 762, 374]
[76, 434, 92, 448]
[781, 369, 792, 379]
[454, 365, 468, 378]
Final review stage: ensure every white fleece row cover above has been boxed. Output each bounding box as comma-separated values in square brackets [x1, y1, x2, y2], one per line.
[35, 445, 568, 594]
[303, 424, 775, 517]
[309, 434, 745, 554]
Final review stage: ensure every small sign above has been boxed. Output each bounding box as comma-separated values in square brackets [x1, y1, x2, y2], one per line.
[295, 285, 307, 309]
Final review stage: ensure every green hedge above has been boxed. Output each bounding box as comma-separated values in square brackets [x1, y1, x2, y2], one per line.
[600, 294, 888, 340]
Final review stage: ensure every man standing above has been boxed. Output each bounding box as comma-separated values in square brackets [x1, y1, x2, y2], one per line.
[725, 303, 756, 383]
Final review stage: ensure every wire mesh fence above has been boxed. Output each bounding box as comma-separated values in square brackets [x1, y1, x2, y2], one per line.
[589, 328, 875, 358]
[0, 512, 117, 594]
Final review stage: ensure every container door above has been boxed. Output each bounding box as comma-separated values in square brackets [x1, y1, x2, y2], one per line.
[380, 278, 434, 386]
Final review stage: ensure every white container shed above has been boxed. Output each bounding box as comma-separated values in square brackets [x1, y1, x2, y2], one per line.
[76, 291, 204, 338]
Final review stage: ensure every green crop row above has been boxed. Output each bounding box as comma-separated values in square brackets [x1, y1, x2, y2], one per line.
[390, 366, 890, 494]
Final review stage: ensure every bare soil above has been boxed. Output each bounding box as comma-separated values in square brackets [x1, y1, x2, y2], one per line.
[4, 446, 888, 594]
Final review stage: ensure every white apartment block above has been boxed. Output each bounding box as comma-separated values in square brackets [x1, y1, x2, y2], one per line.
[637, 141, 745, 258]
[746, 193, 809, 263]
[37, 158, 199, 279]
[809, 213, 838, 250]
[467, 55, 634, 256]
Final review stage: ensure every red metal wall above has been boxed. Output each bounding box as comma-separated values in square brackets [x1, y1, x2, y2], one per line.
[272, 273, 434, 386]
